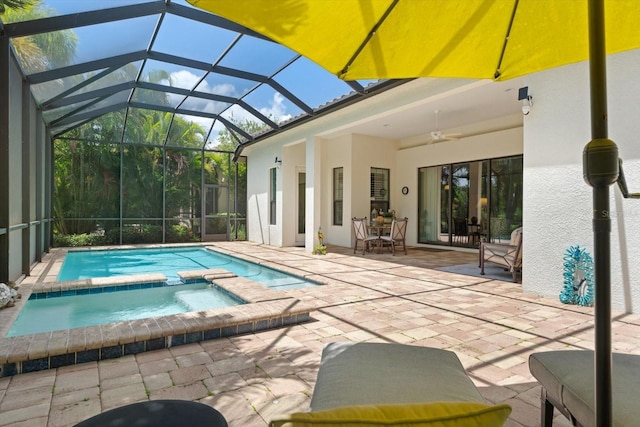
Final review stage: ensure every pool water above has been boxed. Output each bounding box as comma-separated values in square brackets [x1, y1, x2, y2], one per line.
[58, 246, 316, 290]
[7, 282, 242, 337]
[6, 246, 318, 337]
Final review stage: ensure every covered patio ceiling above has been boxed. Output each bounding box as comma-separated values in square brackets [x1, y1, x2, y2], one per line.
[1, 0, 526, 155]
[321, 78, 527, 144]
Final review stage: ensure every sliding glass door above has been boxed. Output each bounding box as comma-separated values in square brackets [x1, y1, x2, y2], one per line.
[451, 163, 470, 244]
[488, 157, 523, 243]
[418, 166, 440, 242]
[418, 156, 522, 247]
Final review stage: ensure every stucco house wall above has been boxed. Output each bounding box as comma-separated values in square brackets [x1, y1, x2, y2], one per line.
[322, 135, 352, 248]
[352, 134, 397, 212]
[522, 49, 640, 313]
[244, 49, 640, 313]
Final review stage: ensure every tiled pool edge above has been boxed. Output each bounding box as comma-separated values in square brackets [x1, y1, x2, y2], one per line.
[24, 268, 239, 299]
[0, 296, 312, 377]
[0, 246, 322, 377]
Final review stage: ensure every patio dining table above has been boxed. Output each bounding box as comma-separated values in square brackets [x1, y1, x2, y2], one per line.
[366, 223, 391, 253]
[367, 223, 391, 237]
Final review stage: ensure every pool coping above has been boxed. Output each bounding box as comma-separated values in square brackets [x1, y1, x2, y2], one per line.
[0, 245, 318, 377]
[23, 269, 241, 298]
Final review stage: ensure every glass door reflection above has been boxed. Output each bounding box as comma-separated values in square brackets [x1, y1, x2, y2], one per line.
[418, 156, 521, 248]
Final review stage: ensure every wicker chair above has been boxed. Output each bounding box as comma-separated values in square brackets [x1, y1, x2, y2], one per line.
[479, 227, 522, 282]
[352, 217, 379, 255]
[379, 217, 408, 255]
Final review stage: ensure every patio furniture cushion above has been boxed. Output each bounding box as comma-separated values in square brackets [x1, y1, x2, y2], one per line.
[309, 342, 486, 411]
[529, 350, 640, 426]
[269, 401, 511, 426]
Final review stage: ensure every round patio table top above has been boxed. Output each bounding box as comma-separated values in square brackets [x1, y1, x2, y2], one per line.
[73, 399, 228, 427]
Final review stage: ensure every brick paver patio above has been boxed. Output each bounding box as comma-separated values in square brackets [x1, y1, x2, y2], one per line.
[2, 241, 640, 427]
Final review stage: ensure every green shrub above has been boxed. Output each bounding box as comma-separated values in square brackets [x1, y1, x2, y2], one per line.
[230, 222, 246, 240]
[53, 233, 111, 247]
[312, 244, 327, 255]
[106, 225, 163, 244]
[166, 224, 200, 243]
[56, 224, 202, 246]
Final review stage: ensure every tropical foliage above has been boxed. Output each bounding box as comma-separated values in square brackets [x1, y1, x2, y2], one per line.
[1, 1, 77, 73]
[0, 0, 34, 14]
[53, 111, 249, 245]
[50, 66, 250, 244]
[3, 0, 249, 246]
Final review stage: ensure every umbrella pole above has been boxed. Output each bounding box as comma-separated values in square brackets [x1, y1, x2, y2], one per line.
[584, 0, 617, 426]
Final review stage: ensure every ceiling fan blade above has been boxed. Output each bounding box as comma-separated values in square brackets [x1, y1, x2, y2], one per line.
[444, 132, 463, 140]
[429, 131, 462, 142]
[430, 130, 446, 140]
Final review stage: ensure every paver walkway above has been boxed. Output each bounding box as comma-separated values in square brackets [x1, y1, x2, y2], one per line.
[2, 242, 640, 427]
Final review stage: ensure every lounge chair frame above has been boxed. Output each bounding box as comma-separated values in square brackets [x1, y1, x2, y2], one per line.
[479, 226, 522, 282]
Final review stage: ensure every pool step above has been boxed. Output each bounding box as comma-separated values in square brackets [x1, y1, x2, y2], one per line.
[177, 269, 237, 282]
[174, 288, 240, 311]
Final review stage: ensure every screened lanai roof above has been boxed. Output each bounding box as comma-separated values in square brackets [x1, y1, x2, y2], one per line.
[1, 0, 408, 154]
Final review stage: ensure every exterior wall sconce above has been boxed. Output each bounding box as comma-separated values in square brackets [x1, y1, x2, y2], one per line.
[275, 156, 282, 168]
[519, 86, 533, 115]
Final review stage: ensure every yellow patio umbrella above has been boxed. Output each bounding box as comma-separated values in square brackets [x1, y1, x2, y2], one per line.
[188, 0, 640, 82]
[187, 1, 640, 425]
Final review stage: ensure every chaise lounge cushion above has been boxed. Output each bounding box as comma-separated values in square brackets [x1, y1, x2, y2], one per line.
[310, 342, 486, 411]
[529, 350, 640, 426]
[269, 401, 512, 426]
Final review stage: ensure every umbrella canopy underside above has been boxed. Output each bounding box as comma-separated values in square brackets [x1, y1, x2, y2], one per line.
[189, 0, 640, 81]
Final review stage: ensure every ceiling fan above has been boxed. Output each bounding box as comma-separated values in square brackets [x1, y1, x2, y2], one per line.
[427, 110, 463, 143]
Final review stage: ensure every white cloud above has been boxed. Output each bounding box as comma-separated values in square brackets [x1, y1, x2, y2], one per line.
[164, 70, 293, 144]
[259, 92, 292, 124]
[169, 70, 200, 89]
[209, 82, 238, 97]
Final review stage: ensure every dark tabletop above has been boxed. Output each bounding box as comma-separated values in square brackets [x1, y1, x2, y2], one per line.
[74, 400, 227, 427]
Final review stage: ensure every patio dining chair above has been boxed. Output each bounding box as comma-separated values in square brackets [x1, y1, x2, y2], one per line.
[379, 217, 408, 255]
[453, 218, 468, 244]
[467, 216, 481, 246]
[479, 226, 522, 282]
[352, 217, 379, 255]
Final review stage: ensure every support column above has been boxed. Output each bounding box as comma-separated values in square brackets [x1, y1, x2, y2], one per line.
[305, 136, 322, 252]
[22, 78, 32, 274]
[35, 110, 43, 260]
[0, 36, 10, 281]
[45, 129, 53, 251]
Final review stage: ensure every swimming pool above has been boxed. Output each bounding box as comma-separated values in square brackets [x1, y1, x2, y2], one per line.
[7, 282, 243, 337]
[58, 246, 317, 290]
[6, 246, 317, 337]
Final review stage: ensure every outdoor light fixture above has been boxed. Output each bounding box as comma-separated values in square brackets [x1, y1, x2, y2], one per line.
[275, 156, 282, 168]
[518, 86, 533, 115]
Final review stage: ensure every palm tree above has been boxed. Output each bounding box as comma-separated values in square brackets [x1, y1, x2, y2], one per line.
[53, 139, 120, 235]
[2, 1, 77, 73]
[0, 0, 34, 14]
